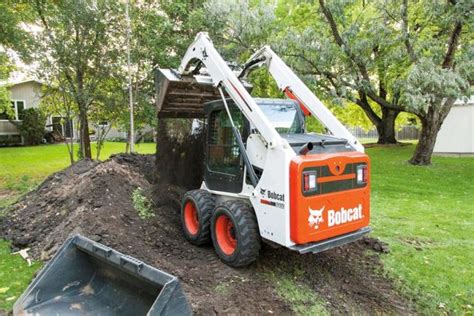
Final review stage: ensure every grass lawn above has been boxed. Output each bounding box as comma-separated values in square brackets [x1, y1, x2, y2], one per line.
[369, 145, 473, 314]
[0, 142, 155, 208]
[0, 142, 472, 313]
[0, 240, 41, 311]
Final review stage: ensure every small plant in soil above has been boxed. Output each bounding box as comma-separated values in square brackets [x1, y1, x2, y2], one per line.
[132, 188, 154, 220]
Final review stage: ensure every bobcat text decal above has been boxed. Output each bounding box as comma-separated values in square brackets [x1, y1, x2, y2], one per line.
[260, 188, 285, 209]
[308, 204, 363, 230]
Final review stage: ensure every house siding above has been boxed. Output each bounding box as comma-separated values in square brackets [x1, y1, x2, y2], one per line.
[434, 103, 474, 154]
[0, 81, 44, 137]
[10, 81, 43, 109]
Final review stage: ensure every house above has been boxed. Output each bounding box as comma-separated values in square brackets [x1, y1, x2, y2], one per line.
[0, 79, 45, 145]
[434, 97, 474, 155]
[0, 79, 129, 145]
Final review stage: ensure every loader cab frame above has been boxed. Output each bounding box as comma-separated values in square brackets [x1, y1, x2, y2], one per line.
[203, 98, 305, 194]
[203, 100, 249, 193]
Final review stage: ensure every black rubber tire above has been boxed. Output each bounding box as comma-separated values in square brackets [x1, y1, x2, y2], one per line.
[181, 189, 215, 245]
[211, 200, 261, 267]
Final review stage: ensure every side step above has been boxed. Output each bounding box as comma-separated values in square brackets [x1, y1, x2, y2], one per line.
[289, 227, 372, 254]
[14, 235, 191, 316]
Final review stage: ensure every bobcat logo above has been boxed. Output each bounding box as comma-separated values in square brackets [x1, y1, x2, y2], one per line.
[308, 206, 325, 230]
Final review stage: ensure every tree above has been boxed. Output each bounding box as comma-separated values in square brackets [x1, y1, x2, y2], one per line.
[121, 0, 207, 150]
[269, 0, 404, 144]
[279, 0, 471, 163]
[202, 0, 405, 144]
[88, 77, 127, 159]
[32, 0, 125, 159]
[0, 1, 33, 113]
[41, 82, 77, 163]
[397, 0, 472, 164]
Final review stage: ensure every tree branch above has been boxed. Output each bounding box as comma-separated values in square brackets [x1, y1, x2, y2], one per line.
[355, 92, 382, 126]
[318, 0, 408, 114]
[33, 0, 49, 30]
[442, 21, 462, 69]
[401, 0, 417, 63]
[318, 0, 370, 81]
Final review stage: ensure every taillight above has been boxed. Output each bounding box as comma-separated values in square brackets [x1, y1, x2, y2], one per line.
[357, 164, 368, 184]
[303, 170, 317, 193]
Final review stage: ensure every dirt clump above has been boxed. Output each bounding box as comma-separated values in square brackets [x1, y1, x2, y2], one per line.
[1, 154, 414, 315]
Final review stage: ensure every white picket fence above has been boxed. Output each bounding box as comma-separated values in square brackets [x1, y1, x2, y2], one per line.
[347, 126, 419, 141]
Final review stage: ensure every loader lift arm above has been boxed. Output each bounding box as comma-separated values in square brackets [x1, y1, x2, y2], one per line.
[177, 32, 282, 149]
[176, 32, 364, 153]
[238, 46, 364, 152]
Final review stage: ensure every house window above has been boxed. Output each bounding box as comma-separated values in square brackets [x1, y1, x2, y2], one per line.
[16, 101, 25, 120]
[0, 100, 25, 120]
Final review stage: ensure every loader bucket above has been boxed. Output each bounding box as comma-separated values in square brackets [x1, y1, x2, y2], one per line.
[154, 68, 252, 118]
[155, 68, 220, 119]
[13, 235, 191, 316]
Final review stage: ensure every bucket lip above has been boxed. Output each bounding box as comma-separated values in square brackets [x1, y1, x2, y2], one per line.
[71, 234, 178, 284]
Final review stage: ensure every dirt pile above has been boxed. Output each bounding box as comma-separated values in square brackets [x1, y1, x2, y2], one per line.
[1, 154, 153, 260]
[0, 154, 414, 314]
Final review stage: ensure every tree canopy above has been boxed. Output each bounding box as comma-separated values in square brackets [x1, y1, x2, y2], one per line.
[202, 0, 473, 164]
[3, 0, 472, 165]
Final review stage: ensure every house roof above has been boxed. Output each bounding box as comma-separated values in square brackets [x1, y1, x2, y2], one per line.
[454, 96, 474, 106]
[0, 78, 44, 87]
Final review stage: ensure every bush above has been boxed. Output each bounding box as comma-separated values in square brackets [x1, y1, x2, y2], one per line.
[15, 108, 46, 145]
[132, 187, 154, 219]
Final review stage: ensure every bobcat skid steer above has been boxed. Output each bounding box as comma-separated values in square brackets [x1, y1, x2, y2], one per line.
[156, 32, 371, 267]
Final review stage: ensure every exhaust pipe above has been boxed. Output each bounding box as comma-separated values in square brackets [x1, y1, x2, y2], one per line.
[299, 142, 313, 155]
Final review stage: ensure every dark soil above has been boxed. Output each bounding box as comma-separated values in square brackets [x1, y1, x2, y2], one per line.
[0, 154, 415, 315]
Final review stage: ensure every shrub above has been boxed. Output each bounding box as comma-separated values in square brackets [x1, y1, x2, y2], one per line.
[15, 108, 46, 145]
[132, 187, 154, 219]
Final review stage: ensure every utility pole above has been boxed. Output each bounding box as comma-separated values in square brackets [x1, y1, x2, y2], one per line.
[126, 0, 134, 153]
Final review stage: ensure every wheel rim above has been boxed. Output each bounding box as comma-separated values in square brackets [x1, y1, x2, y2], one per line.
[184, 201, 199, 235]
[215, 214, 237, 255]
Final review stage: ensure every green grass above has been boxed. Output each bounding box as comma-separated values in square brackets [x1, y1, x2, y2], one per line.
[0, 142, 155, 208]
[367, 145, 474, 314]
[267, 270, 329, 315]
[0, 240, 42, 311]
[0, 142, 472, 314]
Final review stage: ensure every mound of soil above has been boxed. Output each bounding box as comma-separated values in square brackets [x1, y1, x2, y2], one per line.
[0, 154, 414, 314]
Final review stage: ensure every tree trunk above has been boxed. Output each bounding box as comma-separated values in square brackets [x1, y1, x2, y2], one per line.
[79, 107, 92, 159]
[376, 108, 399, 144]
[409, 107, 445, 165]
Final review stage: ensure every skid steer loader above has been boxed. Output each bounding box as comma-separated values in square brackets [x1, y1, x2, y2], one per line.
[156, 32, 371, 267]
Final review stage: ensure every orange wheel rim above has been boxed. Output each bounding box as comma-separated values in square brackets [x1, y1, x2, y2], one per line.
[215, 214, 237, 255]
[184, 201, 199, 235]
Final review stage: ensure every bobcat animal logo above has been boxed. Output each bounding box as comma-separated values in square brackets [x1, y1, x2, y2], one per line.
[308, 206, 325, 230]
[260, 188, 266, 196]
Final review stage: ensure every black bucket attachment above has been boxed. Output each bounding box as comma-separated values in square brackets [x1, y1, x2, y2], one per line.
[14, 235, 191, 316]
[155, 68, 220, 119]
[154, 68, 252, 119]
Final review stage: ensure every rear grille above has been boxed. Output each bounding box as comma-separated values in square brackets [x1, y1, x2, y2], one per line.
[302, 163, 367, 196]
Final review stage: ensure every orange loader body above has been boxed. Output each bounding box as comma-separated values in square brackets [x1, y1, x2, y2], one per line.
[290, 152, 370, 244]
